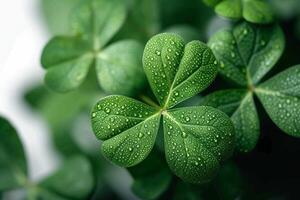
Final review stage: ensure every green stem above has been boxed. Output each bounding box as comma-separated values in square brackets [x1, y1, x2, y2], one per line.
[139, 95, 161, 109]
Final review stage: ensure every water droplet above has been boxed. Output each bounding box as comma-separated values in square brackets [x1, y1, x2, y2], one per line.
[92, 112, 96, 118]
[105, 108, 111, 114]
[155, 51, 161, 56]
[220, 61, 225, 68]
[214, 60, 218, 65]
[129, 147, 133, 152]
[138, 132, 143, 138]
[243, 29, 248, 35]
[185, 116, 190, 122]
[182, 132, 187, 138]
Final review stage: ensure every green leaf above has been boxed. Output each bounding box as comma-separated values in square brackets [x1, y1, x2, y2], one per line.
[129, 150, 172, 200]
[163, 106, 234, 183]
[199, 89, 248, 116]
[41, 36, 94, 92]
[200, 90, 259, 152]
[70, 0, 126, 48]
[242, 0, 274, 24]
[209, 0, 274, 24]
[39, 156, 93, 199]
[208, 22, 285, 86]
[96, 40, 147, 96]
[0, 117, 27, 191]
[231, 93, 260, 153]
[143, 33, 218, 109]
[256, 65, 300, 137]
[215, 0, 242, 19]
[91, 95, 161, 167]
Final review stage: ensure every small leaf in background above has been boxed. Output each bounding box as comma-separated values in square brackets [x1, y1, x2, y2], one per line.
[70, 0, 126, 49]
[41, 36, 94, 92]
[39, 156, 94, 199]
[96, 40, 147, 96]
[0, 117, 28, 191]
[163, 106, 234, 183]
[204, 0, 274, 24]
[129, 150, 172, 200]
[143, 33, 218, 108]
[208, 22, 285, 86]
[256, 65, 300, 137]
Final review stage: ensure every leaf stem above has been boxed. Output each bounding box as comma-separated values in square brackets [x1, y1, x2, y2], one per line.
[139, 95, 161, 109]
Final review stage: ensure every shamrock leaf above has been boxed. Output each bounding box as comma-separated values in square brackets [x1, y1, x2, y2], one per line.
[42, 0, 147, 96]
[203, 0, 274, 24]
[201, 22, 300, 153]
[91, 33, 235, 183]
[0, 117, 27, 191]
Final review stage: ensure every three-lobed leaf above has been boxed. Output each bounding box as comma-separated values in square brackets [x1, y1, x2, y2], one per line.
[203, 22, 300, 153]
[91, 33, 235, 183]
[42, 0, 146, 96]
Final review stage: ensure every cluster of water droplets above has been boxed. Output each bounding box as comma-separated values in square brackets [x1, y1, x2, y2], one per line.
[91, 96, 157, 140]
[143, 33, 184, 104]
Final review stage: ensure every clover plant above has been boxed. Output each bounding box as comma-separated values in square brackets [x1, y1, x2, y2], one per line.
[41, 0, 147, 96]
[0, 116, 94, 199]
[91, 33, 235, 183]
[200, 22, 300, 153]
[2, 0, 300, 199]
[202, 0, 274, 24]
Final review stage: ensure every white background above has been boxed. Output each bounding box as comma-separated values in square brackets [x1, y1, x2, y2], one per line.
[0, 0, 59, 182]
